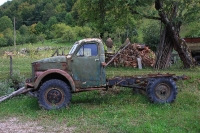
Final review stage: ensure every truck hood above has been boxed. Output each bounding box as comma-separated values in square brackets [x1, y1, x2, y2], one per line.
[33, 56, 67, 63]
[32, 56, 68, 72]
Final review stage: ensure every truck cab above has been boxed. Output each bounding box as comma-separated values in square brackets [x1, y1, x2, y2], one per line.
[68, 38, 106, 88]
[26, 38, 106, 93]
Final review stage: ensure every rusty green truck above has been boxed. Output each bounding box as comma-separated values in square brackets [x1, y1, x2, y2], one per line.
[25, 38, 187, 110]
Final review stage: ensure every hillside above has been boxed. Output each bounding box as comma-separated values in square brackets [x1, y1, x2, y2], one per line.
[0, 0, 199, 49]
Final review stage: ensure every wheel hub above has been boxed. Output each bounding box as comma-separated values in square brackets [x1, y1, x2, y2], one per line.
[45, 88, 64, 105]
[155, 83, 171, 100]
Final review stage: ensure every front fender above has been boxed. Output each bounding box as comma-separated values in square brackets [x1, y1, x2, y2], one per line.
[34, 69, 75, 91]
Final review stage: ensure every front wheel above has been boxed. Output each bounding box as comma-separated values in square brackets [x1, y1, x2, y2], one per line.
[147, 78, 177, 103]
[38, 79, 71, 110]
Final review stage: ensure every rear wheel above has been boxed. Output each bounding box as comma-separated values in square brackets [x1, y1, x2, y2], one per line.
[147, 78, 177, 103]
[38, 79, 71, 110]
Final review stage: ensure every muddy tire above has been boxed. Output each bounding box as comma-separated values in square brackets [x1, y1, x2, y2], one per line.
[38, 79, 71, 110]
[147, 78, 177, 103]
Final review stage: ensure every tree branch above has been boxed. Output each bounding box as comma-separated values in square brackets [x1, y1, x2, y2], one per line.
[130, 10, 161, 20]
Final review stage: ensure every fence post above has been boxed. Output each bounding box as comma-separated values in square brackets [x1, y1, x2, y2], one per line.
[10, 55, 13, 77]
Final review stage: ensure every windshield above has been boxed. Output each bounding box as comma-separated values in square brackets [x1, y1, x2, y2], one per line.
[69, 43, 78, 54]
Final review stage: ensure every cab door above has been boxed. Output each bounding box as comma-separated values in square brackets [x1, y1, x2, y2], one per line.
[71, 43, 102, 88]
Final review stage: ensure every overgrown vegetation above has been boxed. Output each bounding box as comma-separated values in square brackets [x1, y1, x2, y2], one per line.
[142, 21, 160, 51]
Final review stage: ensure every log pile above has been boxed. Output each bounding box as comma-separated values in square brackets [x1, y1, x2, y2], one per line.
[105, 43, 155, 68]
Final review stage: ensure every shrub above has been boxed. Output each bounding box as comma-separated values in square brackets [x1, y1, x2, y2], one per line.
[0, 37, 8, 47]
[0, 80, 14, 96]
[0, 70, 26, 96]
[9, 70, 25, 90]
[142, 22, 160, 51]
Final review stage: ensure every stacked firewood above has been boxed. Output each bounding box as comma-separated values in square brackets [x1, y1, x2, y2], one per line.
[105, 43, 155, 68]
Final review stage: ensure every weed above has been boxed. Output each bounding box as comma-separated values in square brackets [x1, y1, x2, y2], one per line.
[0, 80, 15, 96]
[9, 70, 25, 90]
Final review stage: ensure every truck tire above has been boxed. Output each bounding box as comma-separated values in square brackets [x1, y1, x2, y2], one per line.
[146, 78, 177, 103]
[38, 79, 71, 110]
[194, 56, 200, 64]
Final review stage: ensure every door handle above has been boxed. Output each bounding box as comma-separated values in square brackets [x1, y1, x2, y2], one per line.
[95, 59, 99, 61]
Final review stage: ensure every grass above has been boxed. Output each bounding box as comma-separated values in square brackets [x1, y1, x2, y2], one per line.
[0, 42, 200, 132]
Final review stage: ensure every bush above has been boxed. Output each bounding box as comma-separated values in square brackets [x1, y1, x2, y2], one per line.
[82, 26, 93, 38]
[61, 26, 77, 42]
[0, 37, 8, 47]
[9, 70, 25, 90]
[142, 22, 160, 51]
[0, 70, 25, 96]
[27, 34, 38, 43]
[0, 80, 14, 96]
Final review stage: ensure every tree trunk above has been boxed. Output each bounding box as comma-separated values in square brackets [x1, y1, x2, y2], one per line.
[154, 26, 174, 69]
[154, 0, 195, 69]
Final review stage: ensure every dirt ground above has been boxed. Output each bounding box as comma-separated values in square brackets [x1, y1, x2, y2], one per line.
[0, 117, 75, 133]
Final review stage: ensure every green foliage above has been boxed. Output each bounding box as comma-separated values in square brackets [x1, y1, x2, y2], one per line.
[0, 16, 13, 32]
[0, 70, 25, 96]
[0, 36, 8, 47]
[35, 22, 45, 35]
[2, 28, 14, 46]
[19, 25, 30, 35]
[185, 22, 200, 37]
[37, 34, 46, 44]
[0, 0, 198, 48]
[0, 80, 14, 96]
[62, 32, 76, 43]
[74, 0, 140, 35]
[73, 26, 84, 37]
[52, 23, 67, 38]
[9, 70, 25, 90]
[82, 26, 93, 38]
[142, 21, 160, 51]
[65, 13, 74, 25]
[42, 3, 56, 22]
[51, 23, 94, 41]
[46, 16, 58, 29]
[27, 34, 38, 43]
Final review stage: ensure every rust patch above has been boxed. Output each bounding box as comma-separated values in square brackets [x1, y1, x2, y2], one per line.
[61, 62, 68, 71]
[34, 69, 75, 91]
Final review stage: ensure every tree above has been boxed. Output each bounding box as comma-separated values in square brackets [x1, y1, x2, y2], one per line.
[142, 21, 160, 52]
[37, 33, 46, 44]
[129, 0, 199, 68]
[19, 2, 35, 26]
[2, 28, 13, 46]
[42, 3, 56, 22]
[0, 16, 13, 32]
[35, 21, 45, 34]
[51, 23, 67, 38]
[73, 0, 140, 38]
[19, 25, 29, 35]
[47, 16, 58, 29]
[0, 34, 8, 47]
[152, 0, 198, 68]
[65, 13, 73, 25]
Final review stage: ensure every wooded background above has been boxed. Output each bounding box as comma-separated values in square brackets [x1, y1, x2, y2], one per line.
[0, 0, 199, 68]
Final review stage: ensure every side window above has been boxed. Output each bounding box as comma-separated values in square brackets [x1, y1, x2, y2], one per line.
[77, 43, 98, 56]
